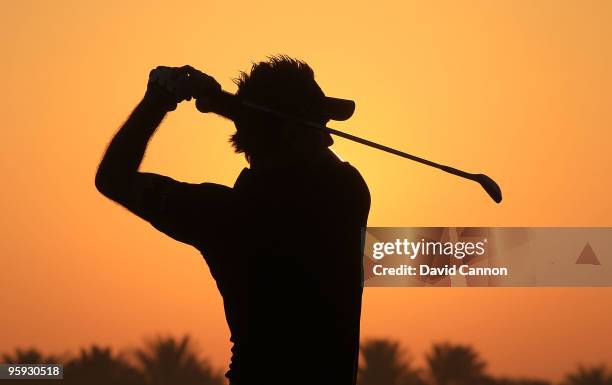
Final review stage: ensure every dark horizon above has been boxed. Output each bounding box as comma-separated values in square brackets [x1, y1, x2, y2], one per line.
[5, 334, 609, 385]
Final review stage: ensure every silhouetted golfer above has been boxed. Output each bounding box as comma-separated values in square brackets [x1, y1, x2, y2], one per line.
[96, 56, 370, 385]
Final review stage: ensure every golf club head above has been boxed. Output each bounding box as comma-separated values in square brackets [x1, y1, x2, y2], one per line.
[474, 174, 502, 203]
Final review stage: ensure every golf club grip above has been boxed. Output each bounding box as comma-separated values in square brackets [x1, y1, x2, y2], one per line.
[196, 91, 240, 121]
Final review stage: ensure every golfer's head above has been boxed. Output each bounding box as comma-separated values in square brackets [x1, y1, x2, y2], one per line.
[231, 56, 333, 162]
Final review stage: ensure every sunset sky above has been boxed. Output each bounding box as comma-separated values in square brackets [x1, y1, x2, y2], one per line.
[1, 0, 611, 381]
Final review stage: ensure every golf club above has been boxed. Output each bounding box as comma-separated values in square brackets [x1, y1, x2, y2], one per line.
[198, 91, 503, 204]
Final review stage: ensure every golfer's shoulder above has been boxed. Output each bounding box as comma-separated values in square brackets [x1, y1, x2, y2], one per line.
[330, 160, 370, 202]
[166, 181, 236, 209]
[340, 161, 367, 187]
[171, 180, 233, 196]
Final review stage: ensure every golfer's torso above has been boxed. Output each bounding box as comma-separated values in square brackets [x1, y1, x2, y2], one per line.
[201, 159, 369, 385]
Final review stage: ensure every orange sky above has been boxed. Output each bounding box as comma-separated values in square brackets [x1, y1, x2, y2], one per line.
[1, 1, 611, 381]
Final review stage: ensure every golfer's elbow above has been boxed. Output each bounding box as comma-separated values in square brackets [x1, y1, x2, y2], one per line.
[95, 164, 126, 202]
[95, 167, 114, 199]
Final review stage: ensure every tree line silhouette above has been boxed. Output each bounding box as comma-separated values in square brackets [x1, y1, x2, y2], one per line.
[1, 335, 223, 385]
[2, 335, 611, 385]
[358, 339, 612, 385]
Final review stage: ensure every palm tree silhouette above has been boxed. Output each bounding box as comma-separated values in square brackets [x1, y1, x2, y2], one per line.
[358, 338, 425, 385]
[561, 366, 612, 385]
[133, 335, 224, 385]
[425, 342, 486, 385]
[2, 348, 59, 364]
[63, 345, 145, 385]
[3, 338, 612, 385]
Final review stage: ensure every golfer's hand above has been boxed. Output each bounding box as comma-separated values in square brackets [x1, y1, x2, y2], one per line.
[145, 65, 220, 112]
[182, 66, 224, 114]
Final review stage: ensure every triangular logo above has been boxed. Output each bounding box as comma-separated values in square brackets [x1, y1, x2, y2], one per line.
[575, 243, 601, 265]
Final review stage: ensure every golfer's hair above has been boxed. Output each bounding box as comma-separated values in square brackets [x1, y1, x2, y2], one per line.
[231, 55, 328, 160]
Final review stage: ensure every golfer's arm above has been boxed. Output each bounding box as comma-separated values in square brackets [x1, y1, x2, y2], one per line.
[95, 97, 167, 209]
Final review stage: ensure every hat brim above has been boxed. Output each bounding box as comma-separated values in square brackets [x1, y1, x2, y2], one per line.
[324, 97, 355, 121]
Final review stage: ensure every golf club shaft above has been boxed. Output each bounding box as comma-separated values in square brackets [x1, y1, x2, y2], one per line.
[241, 100, 475, 182]
[198, 91, 501, 203]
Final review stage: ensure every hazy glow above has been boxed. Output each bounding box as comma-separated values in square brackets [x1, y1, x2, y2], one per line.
[1, 1, 611, 380]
